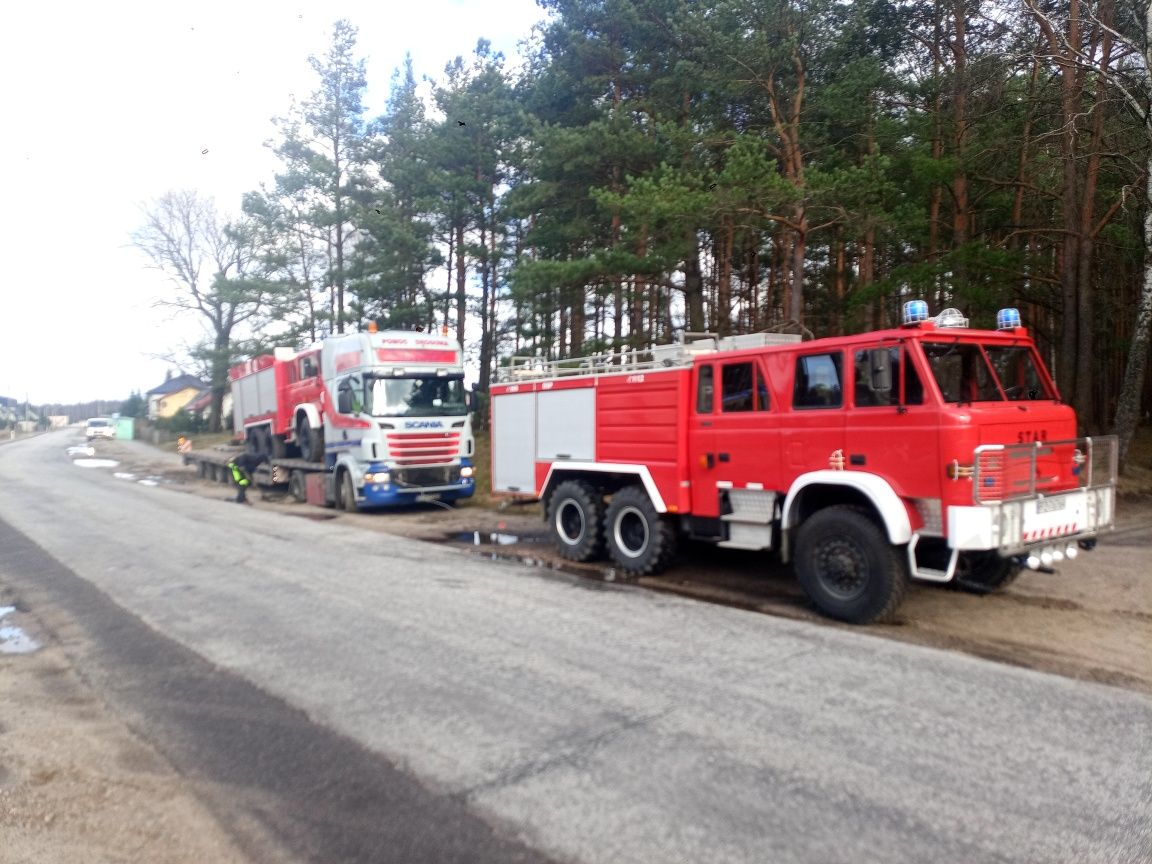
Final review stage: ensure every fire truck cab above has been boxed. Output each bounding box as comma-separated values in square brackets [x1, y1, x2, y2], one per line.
[489, 304, 1116, 624]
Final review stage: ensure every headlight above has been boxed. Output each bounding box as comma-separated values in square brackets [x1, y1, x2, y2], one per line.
[460, 466, 474, 479]
[363, 471, 391, 484]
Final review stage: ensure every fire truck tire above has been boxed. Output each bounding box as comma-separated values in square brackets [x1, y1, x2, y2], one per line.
[298, 416, 324, 463]
[794, 505, 908, 624]
[547, 480, 605, 562]
[605, 486, 678, 575]
[953, 552, 1022, 594]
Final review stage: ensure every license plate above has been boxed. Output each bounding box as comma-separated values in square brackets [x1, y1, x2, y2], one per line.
[416, 493, 440, 503]
[1036, 496, 1066, 513]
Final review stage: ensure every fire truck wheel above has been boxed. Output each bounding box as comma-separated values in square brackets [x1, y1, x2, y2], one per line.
[298, 416, 324, 463]
[605, 486, 678, 575]
[794, 505, 908, 624]
[953, 552, 1022, 594]
[547, 481, 605, 562]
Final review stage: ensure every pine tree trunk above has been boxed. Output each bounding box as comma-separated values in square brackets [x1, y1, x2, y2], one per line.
[455, 222, 467, 345]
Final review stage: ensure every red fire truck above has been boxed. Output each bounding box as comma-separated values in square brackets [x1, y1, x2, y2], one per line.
[489, 304, 1117, 624]
[226, 327, 476, 510]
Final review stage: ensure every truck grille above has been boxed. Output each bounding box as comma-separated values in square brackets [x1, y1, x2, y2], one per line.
[393, 466, 456, 487]
[387, 431, 460, 465]
[973, 436, 1117, 503]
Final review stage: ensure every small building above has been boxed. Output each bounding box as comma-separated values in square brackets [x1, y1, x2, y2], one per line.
[183, 389, 231, 427]
[146, 373, 209, 420]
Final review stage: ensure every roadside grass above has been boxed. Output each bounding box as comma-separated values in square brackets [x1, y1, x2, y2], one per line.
[464, 427, 494, 509]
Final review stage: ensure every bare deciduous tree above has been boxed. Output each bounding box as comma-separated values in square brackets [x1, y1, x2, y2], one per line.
[132, 190, 275, 431]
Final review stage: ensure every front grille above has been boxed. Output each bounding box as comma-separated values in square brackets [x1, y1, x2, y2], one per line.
[973, 436, 1117, 503]
[393, 466, 455, 488]
[387, 431, 461, 465]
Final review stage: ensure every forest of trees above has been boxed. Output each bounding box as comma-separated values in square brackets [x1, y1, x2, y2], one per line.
[133, 0, 1152, 463]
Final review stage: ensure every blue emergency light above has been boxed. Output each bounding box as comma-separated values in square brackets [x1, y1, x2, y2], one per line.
[997, 307, 1022, 330]
[902, 300, 929, 325]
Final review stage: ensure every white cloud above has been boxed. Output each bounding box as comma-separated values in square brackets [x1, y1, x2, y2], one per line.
[0, 0, 545, 403]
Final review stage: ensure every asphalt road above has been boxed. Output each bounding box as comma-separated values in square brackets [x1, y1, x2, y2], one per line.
[1, 430, 1149, 864]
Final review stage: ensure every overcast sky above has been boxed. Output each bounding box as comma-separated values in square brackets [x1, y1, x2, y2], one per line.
[0, 0, 546, 405]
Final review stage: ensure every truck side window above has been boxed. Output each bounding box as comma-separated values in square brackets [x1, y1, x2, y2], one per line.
[794, 353, 842, 409]
[720, 362, 770, 413]
[722, 363, 753, 412]
[301, 357, 317, 379]
[696, 364, 714, 413]
[853, 347, 924, 407]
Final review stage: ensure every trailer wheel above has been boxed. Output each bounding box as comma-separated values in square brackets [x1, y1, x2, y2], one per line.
[289, 470, 307, 503]
[953, 552, 1022, 595]
[547, 480, 604, 562]
[794, 505, 908, 624]
[337, 470, 357, 512]
[604, 485, 678, 575]
[297, 416, 324, 463]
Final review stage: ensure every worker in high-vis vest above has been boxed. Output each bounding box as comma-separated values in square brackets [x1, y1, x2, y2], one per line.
[227, 452, 268, 504]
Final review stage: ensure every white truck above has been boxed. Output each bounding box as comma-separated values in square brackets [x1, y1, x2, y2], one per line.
[218, 328, 477, 510]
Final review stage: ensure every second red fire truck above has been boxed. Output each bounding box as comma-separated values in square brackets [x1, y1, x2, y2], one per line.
[227, 327, 476, 510]
[489, 304, 1116, 624]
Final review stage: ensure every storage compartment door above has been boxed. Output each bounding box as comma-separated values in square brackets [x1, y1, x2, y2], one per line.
[537, 388, 595, 461]
[492, 392, 537, 492]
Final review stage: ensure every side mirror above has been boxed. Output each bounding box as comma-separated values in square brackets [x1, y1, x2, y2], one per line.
[870, 348, 892, 393]
[464, 390, 475, 413]
[337, 388, 353, 414]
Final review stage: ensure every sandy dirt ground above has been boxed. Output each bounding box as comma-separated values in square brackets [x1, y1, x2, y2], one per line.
[0, 594, 257, 864]
[2, 434, 1149, 863]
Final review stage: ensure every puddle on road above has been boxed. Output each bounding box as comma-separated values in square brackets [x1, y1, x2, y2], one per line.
[453, 531, 541, 546]
[113, 472, 167, 486]
[73, 458, 120, 469]
[0, 606, 40, 654]
[66, 445, 95, 457]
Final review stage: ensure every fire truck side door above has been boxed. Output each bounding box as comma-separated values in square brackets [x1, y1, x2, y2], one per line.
[848, 344, 938, 504]
[690, 359, 781, 518]
[688, 363, 719, 517]
[783, 351, 847, 478]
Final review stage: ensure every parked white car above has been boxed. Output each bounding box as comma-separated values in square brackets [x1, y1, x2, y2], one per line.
[85, 418, 116, 440]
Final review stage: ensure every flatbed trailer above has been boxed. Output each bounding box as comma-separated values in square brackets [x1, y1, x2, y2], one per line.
[184, 447, 370, 506]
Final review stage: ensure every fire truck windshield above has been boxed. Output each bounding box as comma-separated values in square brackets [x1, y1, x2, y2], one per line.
[922, 341, 1055, 404]
[365, 375, 467, 418]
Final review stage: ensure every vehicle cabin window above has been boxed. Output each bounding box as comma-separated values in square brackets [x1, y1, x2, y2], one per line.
[853, 346, 924, 407]
[923, 342, 1001, 403]
[300, 357, 317, 379]
[696, 364, 714, 414]
[983, 345, 1054, 401]
[721, 362, 769, 412]
[793, 353, 843, 409]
